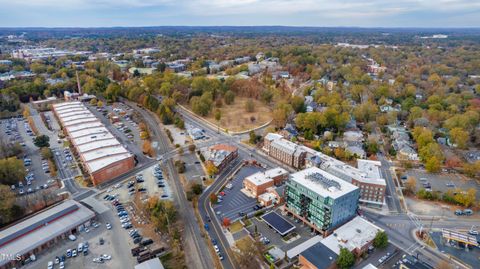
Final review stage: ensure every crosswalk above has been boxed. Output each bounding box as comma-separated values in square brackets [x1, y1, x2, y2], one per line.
[386, 223, 408, 228]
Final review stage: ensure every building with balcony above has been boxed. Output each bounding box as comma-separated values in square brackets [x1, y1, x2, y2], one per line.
[284, 167, 360, 235]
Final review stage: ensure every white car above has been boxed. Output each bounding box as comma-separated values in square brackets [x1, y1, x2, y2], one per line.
[214, 245, 219, 253]
[106, 223, 112, 230]
[47, 261, 53, 269]
[59, 261, 65, 269]
[101, 254, 112, 260]
[468, 230, 479, 235]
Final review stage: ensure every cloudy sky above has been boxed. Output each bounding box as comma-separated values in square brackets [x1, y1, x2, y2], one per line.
[0, 0, 479, 27]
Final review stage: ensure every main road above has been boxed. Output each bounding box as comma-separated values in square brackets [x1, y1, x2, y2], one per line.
[123, 99, 215, 269]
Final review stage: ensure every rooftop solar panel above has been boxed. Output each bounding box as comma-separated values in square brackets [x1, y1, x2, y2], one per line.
[261, 211, 295, 236]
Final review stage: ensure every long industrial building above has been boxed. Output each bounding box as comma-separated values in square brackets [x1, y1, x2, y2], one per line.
[0, 200, 95, 269]
[52, 101, 135, 185]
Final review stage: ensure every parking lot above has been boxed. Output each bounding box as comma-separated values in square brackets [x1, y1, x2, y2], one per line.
[24, 210, 137, 269]
[86, 102, 147, 164]
[0, 117, 58, 196]
[404, 169, 480, 200]
[107, 164, 172, 202]
[213, 165, 263, 222]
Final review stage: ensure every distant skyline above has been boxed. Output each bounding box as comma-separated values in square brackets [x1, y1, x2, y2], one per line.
[0, 0, 479, 28]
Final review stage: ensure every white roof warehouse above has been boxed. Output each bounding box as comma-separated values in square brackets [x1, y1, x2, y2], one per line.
[52, 101, 135, 185]
[0, 200, 95, 268]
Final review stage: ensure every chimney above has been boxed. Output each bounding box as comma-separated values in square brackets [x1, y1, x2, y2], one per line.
[76, 71, 82, 95]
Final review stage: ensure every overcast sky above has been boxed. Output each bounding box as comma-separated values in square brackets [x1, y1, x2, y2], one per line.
[0, 0, 479, 27]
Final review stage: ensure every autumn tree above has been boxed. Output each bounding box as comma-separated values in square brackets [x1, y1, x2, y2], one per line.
[22, 106, 30, 118]
[404, 177, 417, 195]
[209, 193, 218, 204]
[245, 98, 255, 112]
[223, 217, 231, 227]
[206, 161, 218, 176]
[425, 156, 441, 173]
[142, 140, 154, 157]
[449, 127, 469, 149]
[224, 90, 235, 105]
[0, 157, 26, 185]
[214, 109, 222, 133]
[0, 184, 16, 222]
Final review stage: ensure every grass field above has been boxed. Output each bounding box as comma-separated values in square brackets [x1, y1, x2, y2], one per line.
[195, 97, 273, 132]
[229, 220, 244, 233]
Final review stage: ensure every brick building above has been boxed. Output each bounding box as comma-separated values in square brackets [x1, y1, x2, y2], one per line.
[243, 167, 288, 198]
[52, 101, 134, 185]
[263, 133, 306, 168]
[204, 144, 238, 173]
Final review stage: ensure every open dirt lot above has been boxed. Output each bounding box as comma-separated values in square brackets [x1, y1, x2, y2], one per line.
[190, 97, 273, 132]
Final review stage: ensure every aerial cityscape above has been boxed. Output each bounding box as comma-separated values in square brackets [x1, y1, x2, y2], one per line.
[0, 1, 479, 269]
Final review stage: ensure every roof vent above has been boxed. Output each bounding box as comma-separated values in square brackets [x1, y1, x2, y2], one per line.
[356, 229, 362, 233]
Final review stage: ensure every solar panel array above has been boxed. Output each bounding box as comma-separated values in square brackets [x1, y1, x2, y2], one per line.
[306, 172, 342, 190]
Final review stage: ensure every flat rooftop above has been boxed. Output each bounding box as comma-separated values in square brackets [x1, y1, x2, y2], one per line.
[300, 242, 338, 269]
[290, 167, 358, 199]
[0, 200, 94, 266]
[245, 167, 288, 186]
[321, 216, 382, 254]
[52, 101, 133, 174]
[76, 138, 120, 153]
[86, 152, 133, 172]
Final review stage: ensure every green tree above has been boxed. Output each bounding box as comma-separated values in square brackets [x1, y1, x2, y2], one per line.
[190, 92, 213, 116]
[224, 90, 235, 105]
[373, 230, 389, 249]
[214, 109, 222, 133]
[249, 131, 257, 144]
[0, 157, 26, 185]
[33, 135, 50, 148]
[291, 96, 305, 113]
[336, 247, 355, 269]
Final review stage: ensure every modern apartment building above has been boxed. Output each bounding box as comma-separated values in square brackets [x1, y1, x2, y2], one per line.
[305, 148, 386, 208]
[284, 167, 360, 235]
[263, 133, 385, 207]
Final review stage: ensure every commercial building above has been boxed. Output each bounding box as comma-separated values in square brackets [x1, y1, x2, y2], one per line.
[284, 167, 360, 235]
[298, 242, 338, 269]
[135, 257, 165, 269]
[305, 148, 386, 208]
[321, 216, 383, 257]
[263, 133, 306, 168]
[0, 200, 95, 269]
[52, 101, 135, 185]
[264, 133, 385, 207]
[203, 144, 238, 173]
[243, 167, 288, 198]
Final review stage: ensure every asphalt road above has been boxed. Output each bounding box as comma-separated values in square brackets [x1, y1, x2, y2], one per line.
[123, 99, 214, 269]
[377, 153, 403, 213]
[363, 210, 478, 268]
